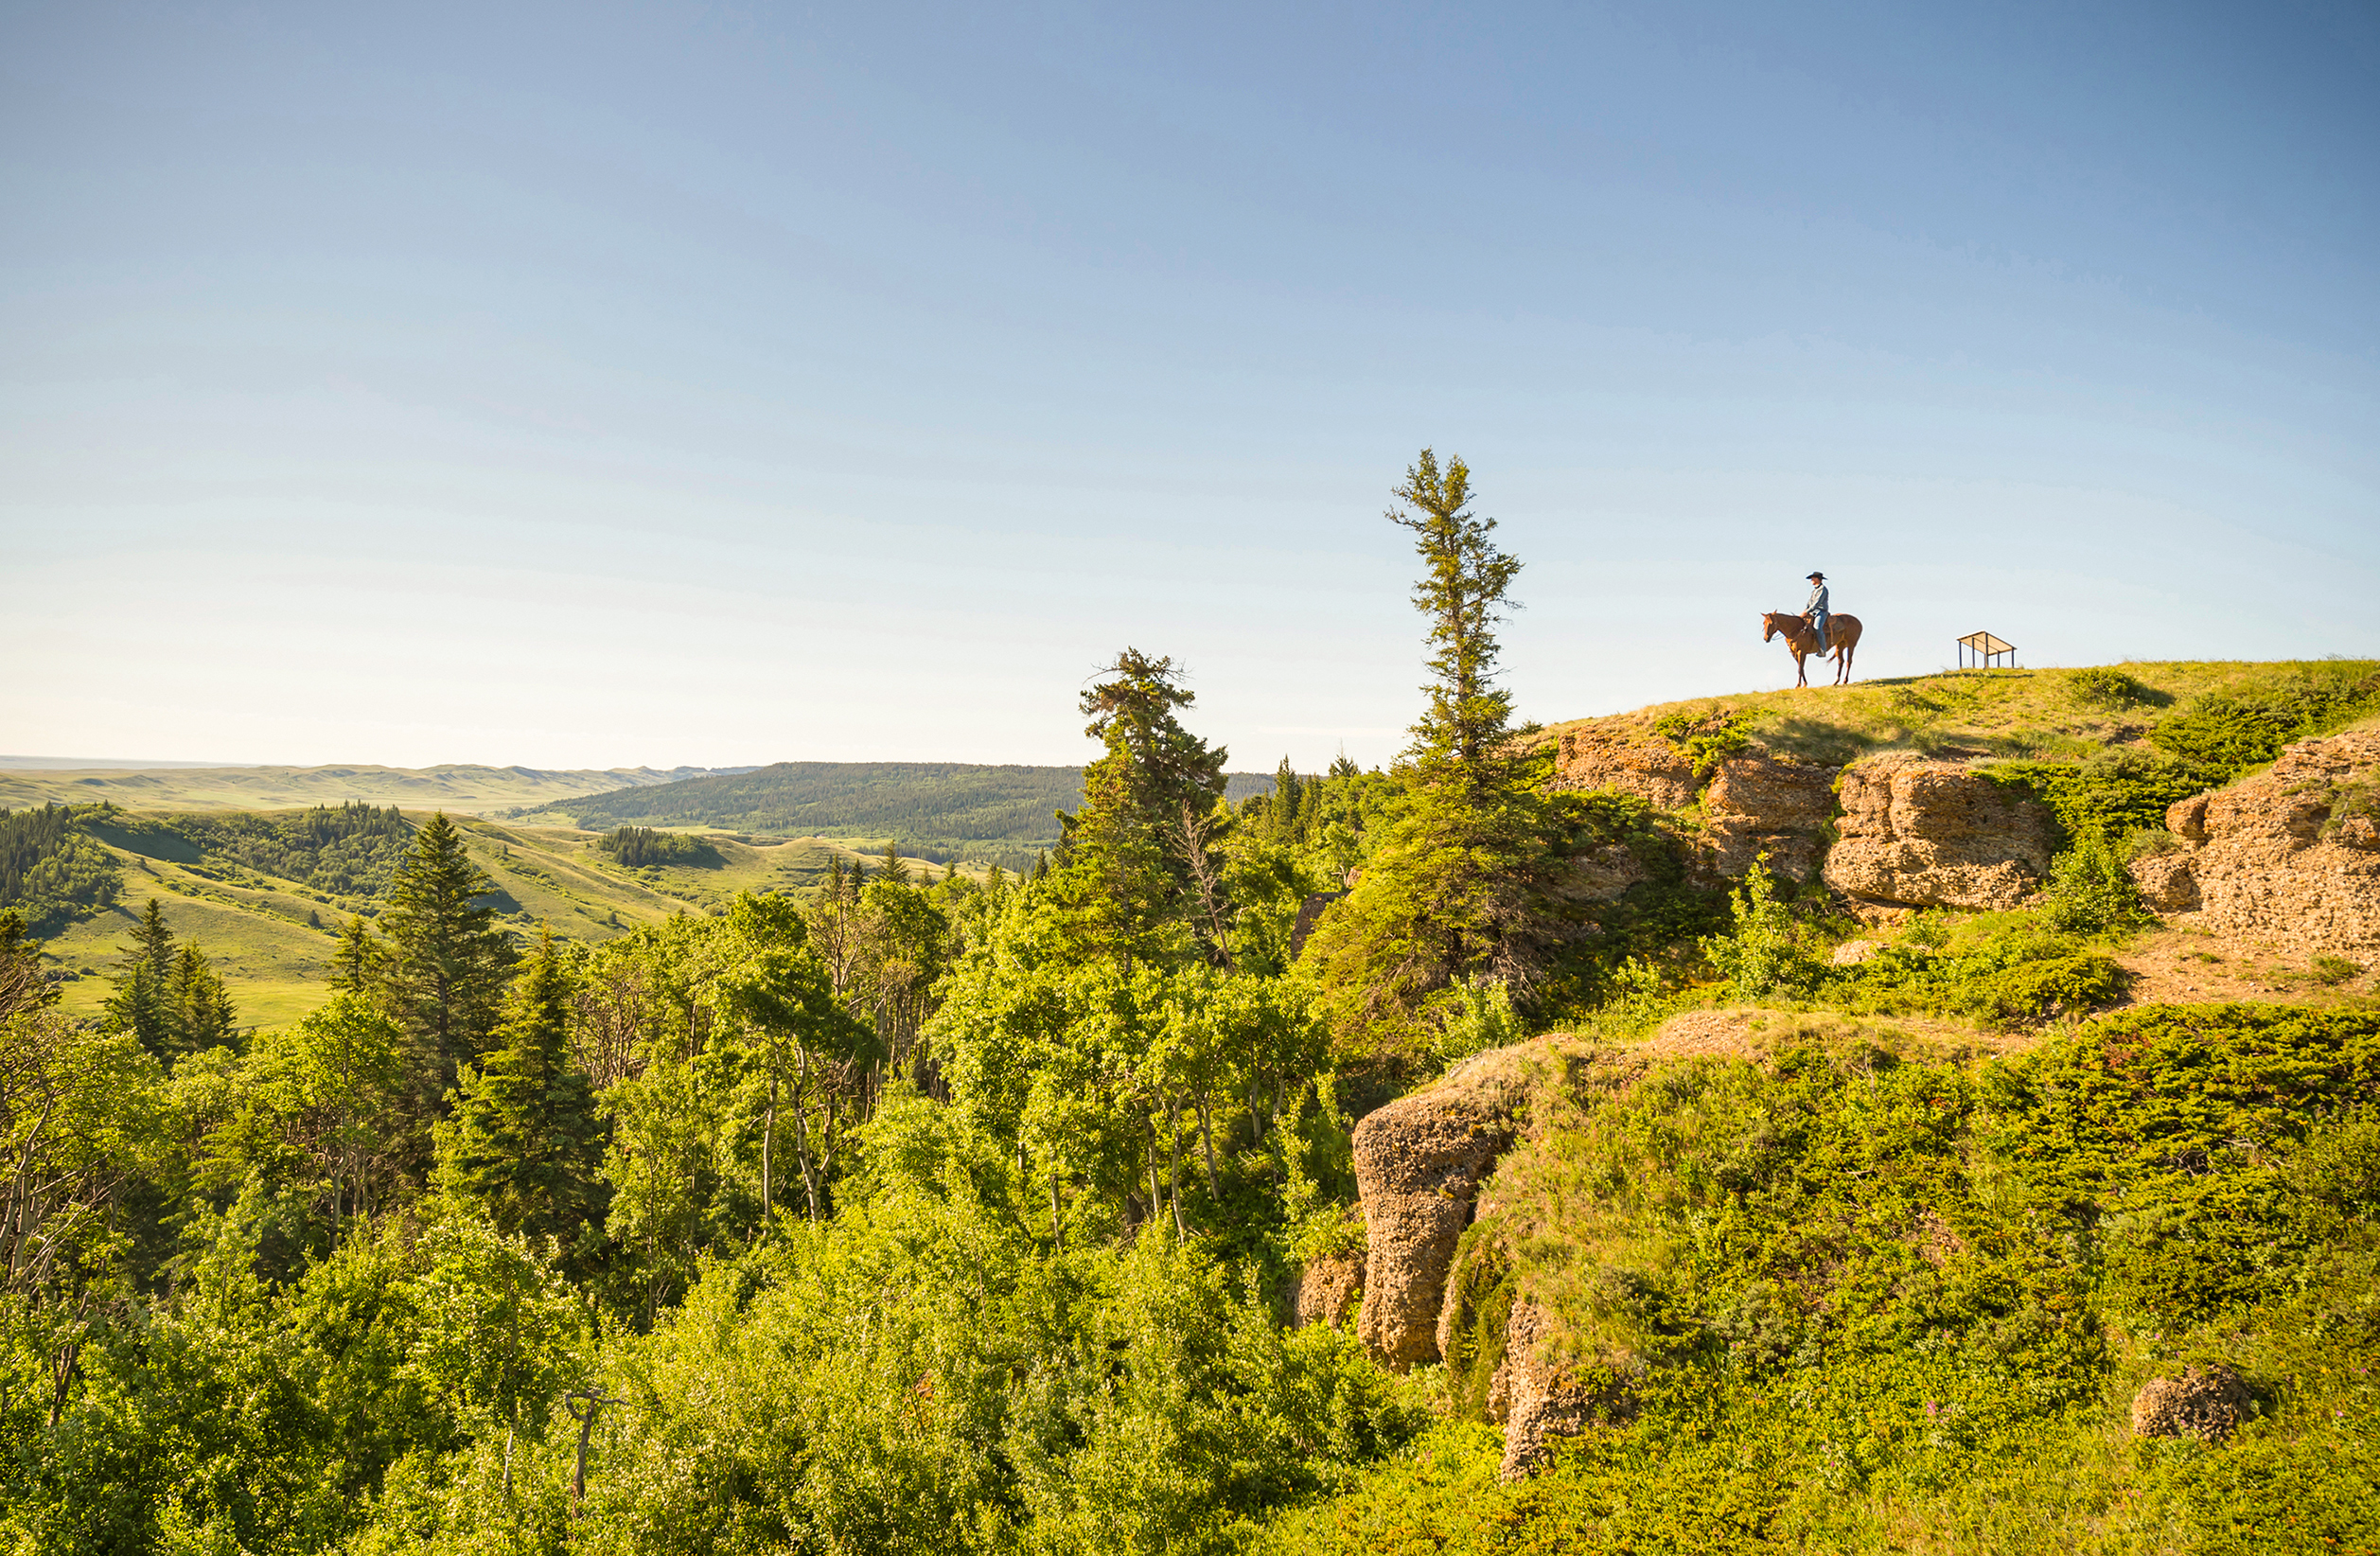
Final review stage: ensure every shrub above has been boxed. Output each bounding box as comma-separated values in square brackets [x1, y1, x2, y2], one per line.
[2064, 666, 2161, 711]
[2150, 664, 2380, 771]
[2039, 827, 2148, 936]
[1955, 953, 2126, 1021]
[1652, 709, 1751, 779]
[1988, 752, 2215, 846]
[1701, 856, 1824, 1000]
[2325, 778, 2379, 839]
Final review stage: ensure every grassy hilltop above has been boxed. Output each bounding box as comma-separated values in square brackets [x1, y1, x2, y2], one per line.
[1543, 657, 2380, 768]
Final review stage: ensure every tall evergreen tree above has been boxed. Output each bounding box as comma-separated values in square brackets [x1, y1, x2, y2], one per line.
[1053, 649, 1232, 968]
[437, 928, 607, 1246]
[105, 898, 179, 1057]
[167, 944, 237, 1052]
[1307, 451, 1578, 1057]
[380, 812, 515, 1097]
[327, 912, 382, 993]
[1268, 756, 1302, 846]
[1390, 449, 1528, 788]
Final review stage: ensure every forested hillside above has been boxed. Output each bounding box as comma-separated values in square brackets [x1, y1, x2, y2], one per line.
[1, 452, 2372, 1554]
[511, 760, 1278, 873]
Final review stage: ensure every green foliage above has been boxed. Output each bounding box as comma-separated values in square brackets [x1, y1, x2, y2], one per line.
[379, 812, 517, 1089]
[597, 824, 718, 868]
[1268, 1004, 2380, 1553]
[2312, 955, 2362, 986]
[0, 804, 121, 935]
[1703, 856, 1825, 1001]
[2326, 776, 2379, 838]
[436, 930, 608, 1249]
[2064, 665, 2163, 711]
[1652, 707, 1752, 778]
[97, 803, 414, 898]
[2150, 664, 2380, 770]
[1392, 448, 1525, 783]
[102, 898, 238, 1058]
[1833, 915, 2129, 1024]
[2039, 824, 2151, 935]
[1989, 750, 2219, 847]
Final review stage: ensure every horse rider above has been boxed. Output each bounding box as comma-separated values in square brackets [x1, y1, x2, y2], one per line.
[1803, 571, 1831, 654]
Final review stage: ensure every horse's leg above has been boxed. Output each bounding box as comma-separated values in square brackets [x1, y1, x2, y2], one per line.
[1794, 650, 1808, 688]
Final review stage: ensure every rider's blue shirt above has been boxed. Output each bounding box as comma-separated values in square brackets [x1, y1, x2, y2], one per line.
[1805, 584, 1829, 615]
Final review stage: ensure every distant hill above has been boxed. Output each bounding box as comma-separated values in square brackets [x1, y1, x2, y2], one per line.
[0, 762, 752, 816]
[509, 762, 1278, 870]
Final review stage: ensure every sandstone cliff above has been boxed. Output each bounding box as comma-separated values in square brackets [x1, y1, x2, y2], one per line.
[2138, 729, 2380, 959]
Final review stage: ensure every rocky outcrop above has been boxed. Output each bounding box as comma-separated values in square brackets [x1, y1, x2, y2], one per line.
[1551, 729, 1699, 809]
[1493, 1300, 1616, 1479]
[1351, 1053, 1528, 1370]
[2131, 1365, 2253, 1441]
[1697, 754, 1839, 883]
[1822, 755, 2058, 911]
[2144, 731, 2380, 958]
[1295, 1249, 1365, 1328]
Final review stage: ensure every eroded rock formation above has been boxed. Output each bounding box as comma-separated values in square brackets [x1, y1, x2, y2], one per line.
[1697, 754, 1839, 883]
[1351, 1055, 1527, 1370]
[2142, 730, 2380, 958]
[1295, 1249, 1365, 1329]
[1823, 755, 2058, 911]
[2131, 1365, 2253, 1441]
[1551, 728, 1699, 809]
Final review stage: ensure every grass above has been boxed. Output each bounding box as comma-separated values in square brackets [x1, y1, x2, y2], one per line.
[1542, 660, 2380, 769]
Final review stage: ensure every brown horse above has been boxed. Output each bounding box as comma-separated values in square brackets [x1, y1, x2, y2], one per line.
[1763, 610, 1861, 687]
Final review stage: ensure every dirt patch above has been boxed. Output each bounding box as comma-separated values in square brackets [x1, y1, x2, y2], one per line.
[2113, 923, 2374, 1008]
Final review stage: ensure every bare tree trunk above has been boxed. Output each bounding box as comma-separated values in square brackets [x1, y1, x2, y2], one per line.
[1195, 1090, 1218, 1195]
[761, 1071, 778, 1224]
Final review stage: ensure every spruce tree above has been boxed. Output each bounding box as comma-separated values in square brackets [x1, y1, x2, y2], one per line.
[167, 944, 237, 1052]
[1052, 649, 1232, 967]
[380, 812, 516, 1096]
[437, 928, 607, 1244]
[1306, 451, 1576, 1057]
[106, 898, 179, 1057]
[1268, 756, 1301, 846]
[328, 913, 382, 993]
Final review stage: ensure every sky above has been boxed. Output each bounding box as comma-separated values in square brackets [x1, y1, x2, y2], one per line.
[4, 1, 2375, 772]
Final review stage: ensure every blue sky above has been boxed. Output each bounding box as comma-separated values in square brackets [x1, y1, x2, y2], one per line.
[4, 2, 2374, 770]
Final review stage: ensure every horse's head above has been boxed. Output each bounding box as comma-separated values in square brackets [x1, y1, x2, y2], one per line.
[1760, 612, 1778, 642]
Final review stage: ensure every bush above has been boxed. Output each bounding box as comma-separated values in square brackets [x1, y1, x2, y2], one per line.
[1702, 856, 1824, 1000]
[2150, 664, 2380, 771]
[2039, 827, 2148, 936]
[1955, 953, 2126, 1021]
[2064, 666, 2161, 712]
[2121, 825, 2181, 862]
[1988, 752, 2215, 847]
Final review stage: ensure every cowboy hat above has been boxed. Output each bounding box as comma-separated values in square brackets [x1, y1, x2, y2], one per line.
[1807, 571, 1825, 581]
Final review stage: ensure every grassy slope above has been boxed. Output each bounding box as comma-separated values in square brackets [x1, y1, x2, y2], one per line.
[1542, 659, 2380, 767]
[509, 762, 1279, 864]
[0, 762, 717, 816]
[45, 813, 951, 1030]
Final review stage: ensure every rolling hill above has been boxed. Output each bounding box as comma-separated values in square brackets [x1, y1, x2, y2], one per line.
[0, 761, 747, 816]
[506, 761, 1279, 871]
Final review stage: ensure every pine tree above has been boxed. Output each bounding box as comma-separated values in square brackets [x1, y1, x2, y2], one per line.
[1052, 649, 1233, 968]
[167, 944, 237, 1052]
[1390, 449, 1528, 790]
[437, 928, 607, 1244]
[106, 898, 179, 1057]
[328, 913, 382, 993]
[380, 812, 516, 1097]
[1268, 756, 1301, 846]
[1306, 451, 1576, 1058]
